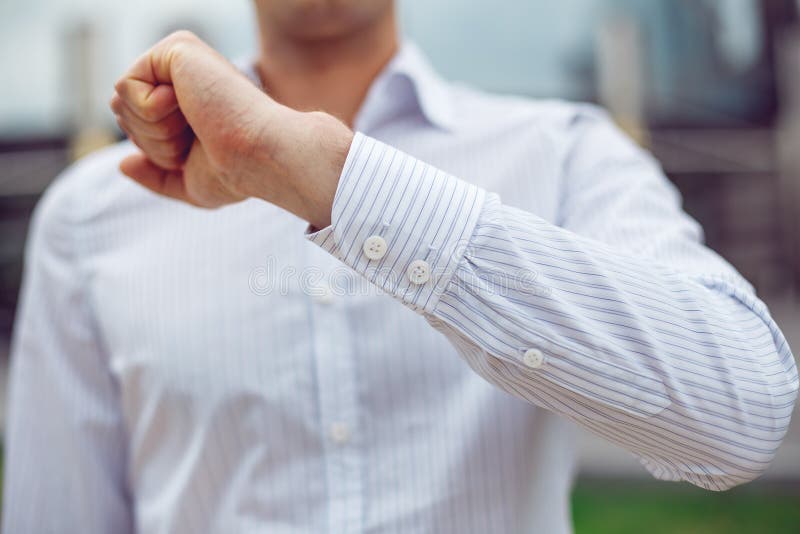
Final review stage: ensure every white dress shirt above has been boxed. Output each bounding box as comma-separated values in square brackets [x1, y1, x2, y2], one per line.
[3, 42, 798, 534]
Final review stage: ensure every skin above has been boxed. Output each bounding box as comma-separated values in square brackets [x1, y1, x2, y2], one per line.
[110, 0, 396, 229]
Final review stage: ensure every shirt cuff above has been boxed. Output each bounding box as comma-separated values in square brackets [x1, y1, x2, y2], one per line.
[306, 132, 486, 314]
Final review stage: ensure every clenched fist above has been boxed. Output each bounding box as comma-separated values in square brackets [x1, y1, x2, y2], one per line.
[110, 31, 353, 228]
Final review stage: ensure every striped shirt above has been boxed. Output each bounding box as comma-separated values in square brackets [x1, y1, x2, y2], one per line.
[3, 42, 798, 534]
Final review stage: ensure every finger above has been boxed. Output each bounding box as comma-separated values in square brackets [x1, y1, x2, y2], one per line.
[114, 115, 132, 138]
[111, 95, 189, 140]
[119, 128, 190, 171]
[119, 152, 193, 204]
[117, 121, 194, 170]
[122, 31, 196, 87]
[113, 80, 179, 122]
[112, 31, 201, 121]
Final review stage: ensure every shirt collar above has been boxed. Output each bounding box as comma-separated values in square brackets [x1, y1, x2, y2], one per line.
[238, 41, 455, 133]
[359, 40, 455, 132]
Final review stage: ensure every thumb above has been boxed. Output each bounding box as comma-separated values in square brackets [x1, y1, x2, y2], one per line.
[182, 139, 248, 208]
[119, 152, 191, 204]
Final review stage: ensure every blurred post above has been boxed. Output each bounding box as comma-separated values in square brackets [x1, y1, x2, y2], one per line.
[775, 27, 800, 291]
[63, 21, 115, 161]
[595, 13, 648, 146]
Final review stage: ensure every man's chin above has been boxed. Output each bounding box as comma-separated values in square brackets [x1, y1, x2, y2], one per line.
[255, 0, 393, 42]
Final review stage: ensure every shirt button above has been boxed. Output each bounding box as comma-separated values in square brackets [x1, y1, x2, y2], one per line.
[329, 422, 351, 444]
[363, 235, 387, 260]
[407, 259, 431, 285]
[313, 285, 334, 305]
[523, 348, 545, 369]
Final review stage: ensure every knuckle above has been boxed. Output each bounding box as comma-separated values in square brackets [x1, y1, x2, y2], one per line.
[153, 124, 173, 140]
[140, 104, 163, 122]
[109, 94, 122, 112]
[160, 119, 187, 139]
[165, 30, 201, 58]
[115, 119, 130, 137]
[113, 80, 130, 101]
[169, 30, 198, 43]
[129, 136, 145, 152]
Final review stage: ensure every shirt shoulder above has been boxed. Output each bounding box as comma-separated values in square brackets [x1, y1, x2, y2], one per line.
[28, 141, 155, 254]
[41, 140, 142, 214]
[441, 83, 632, 173]
[445, 82, 609, 136]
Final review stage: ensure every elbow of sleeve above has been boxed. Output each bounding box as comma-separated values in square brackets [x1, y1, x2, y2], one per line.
[689, 469, 766, 493]
[647, 346, 798, 492]
[707, 378, 796, 491]
[688, 434, 788, 492]
[643, 446, 777, 492]
[718, 363, 798, 490]
[709, 431, 789, 492]
[718, 298, 799, 490]
[646, 444, 778, 492]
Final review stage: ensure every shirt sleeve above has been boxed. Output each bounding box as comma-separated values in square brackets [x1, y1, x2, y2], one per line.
[306, 112, 799, 491]
[2, 174, 134, 533]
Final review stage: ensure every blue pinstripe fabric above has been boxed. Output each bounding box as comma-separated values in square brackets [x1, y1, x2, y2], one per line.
[308, 129, 798, 492]
[3, 42, 797, 534]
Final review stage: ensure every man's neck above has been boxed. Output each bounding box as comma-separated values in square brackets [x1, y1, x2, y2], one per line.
[255, 12, 398, 126]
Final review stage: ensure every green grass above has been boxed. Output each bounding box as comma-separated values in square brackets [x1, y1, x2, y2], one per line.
[572, 478, 800, 534]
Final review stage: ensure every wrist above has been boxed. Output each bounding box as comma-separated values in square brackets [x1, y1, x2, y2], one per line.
[287, 111, 353, 229]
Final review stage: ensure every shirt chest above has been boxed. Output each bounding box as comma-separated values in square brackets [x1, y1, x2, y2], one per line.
[83, 128, 560, 455]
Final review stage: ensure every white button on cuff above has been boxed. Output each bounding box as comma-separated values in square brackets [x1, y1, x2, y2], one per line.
[407, 259, 431, 285]
[329, 422, 351, 444]
[523, 348, 545, 369]
[363, 235, 388, 260]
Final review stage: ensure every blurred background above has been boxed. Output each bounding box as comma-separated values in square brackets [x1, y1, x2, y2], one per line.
[1, 0, 799, 531]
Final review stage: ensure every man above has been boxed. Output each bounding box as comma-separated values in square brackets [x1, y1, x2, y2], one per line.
[3, 1, 798, 532]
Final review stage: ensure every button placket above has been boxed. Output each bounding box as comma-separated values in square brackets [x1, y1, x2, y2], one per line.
[305, 263, 362, 533]
[313, 284, 335, 305]
[329, 422, 351, 445]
